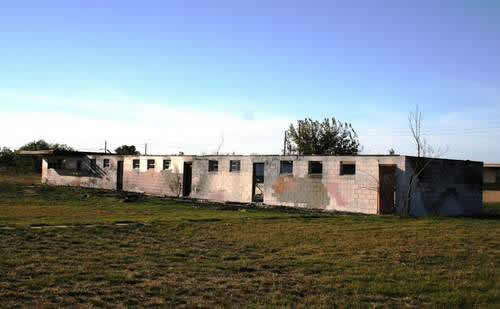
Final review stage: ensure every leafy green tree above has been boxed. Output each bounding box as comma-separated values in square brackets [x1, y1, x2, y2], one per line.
[19, 139, 73, 152]
[114, 145, 140, 155]
[16, 140, 74, 173]
[0, 147, 16, 167]
[286, 118, 360, 155]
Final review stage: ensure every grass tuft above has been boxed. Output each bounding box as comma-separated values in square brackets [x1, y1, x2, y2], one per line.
[0, 174, 499, 307]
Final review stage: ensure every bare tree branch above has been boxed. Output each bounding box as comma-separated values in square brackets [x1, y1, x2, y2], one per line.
[214, 133, 224, 155]
[409, 105, 423, 157]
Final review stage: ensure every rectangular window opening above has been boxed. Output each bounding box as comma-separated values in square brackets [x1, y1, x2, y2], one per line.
[308, 161, 323, 175]
[76, 160, 82, 171]
[147, 159, 155, 169]
[230, 160, 240, 172]
[340, 162, 356, 175]
[163, 159, 171, 170]
[103, 159, 110, 168]
[280, 160, 293, 174]
[133, 159, 140, 169]
[208, 160, 218, 172]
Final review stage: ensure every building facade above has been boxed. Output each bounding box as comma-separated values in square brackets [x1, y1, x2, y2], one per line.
[483, 163, 500, 203]
[35, 151, 483, 216]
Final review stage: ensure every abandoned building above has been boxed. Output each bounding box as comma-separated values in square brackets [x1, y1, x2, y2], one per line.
[483, 163, 500, 203]
[20, 150, 483, 216]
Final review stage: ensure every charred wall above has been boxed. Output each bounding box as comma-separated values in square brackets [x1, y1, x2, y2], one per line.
[42, 155, 121, 190]
[405, 157, 483, 216]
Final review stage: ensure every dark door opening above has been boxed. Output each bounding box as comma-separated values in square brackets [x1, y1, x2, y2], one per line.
[117, 160, 124, 191]
[379, 165, 396, 214]
[252, 163, 265, 202]
[183, 162, 192, 197]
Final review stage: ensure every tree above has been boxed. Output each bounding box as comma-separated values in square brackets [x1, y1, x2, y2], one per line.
[19, 139, 73, 152]
[167, 166, 183, 197]
[114, 145, 140, 155]
[403, 105, 447, 216]
[213, 133, 224, 155]
[17, 140, 74, 173]
[0, 147, 16, 168]
[285, 118, 360, 155]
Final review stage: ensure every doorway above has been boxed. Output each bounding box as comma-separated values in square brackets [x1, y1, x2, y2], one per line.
[183, 162, 192, 197]
[116, 160, 124, 191]
[379, 165, 396, 214]
[252, 163, 265, 202]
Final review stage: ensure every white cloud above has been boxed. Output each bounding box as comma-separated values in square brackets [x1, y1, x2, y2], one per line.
[0, 95, 290, 155]
[1, 91, 499, 162]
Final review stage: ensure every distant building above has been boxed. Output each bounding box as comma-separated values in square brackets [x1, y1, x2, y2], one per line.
[483, 163, 500, 203]
[20, 150, 483, 216]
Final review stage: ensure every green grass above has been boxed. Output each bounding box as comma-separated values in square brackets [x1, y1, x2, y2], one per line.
[0, 175, 499, 307]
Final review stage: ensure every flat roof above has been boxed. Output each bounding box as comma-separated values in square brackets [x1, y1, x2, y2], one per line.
[18, 150, 121, 156]
[17, 150, 484, 163]
[18, 150, 402, 157]
[17, 150, 55, 155]
[484, 163, 500, 168]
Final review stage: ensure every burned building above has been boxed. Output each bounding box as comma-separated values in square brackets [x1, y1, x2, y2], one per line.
[23, 150, 483, 216]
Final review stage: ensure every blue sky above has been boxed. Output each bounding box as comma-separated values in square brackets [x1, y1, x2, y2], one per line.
[1, 1, 499, 161]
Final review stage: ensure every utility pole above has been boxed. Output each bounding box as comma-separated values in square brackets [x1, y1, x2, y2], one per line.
[104, 141, 107, 153]
[144, 143, 147, 155]
[283, 131, 287, 155]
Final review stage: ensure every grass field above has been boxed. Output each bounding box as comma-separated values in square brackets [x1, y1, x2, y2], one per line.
[0, 174, 499, 307]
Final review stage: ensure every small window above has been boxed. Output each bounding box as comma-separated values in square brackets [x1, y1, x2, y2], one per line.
[76, 160, 82, 171]
[340, 162, 356, 175]
[163, 159, 171, 170]
[230, 160, 240, 172]
[309, 161, 323, 175]
[280, 160, 293, 174]
[103, 159, 110, 168]
[56, 159, 64, 169]
[48, 160, 56, 169]
[208, 160, 218, 172]
[147, 159, 155, 169]
[133, 159, 140, 169]
[90, 159, 96, 170]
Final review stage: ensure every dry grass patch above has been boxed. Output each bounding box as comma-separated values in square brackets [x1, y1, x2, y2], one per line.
[0, 175, 499, 307]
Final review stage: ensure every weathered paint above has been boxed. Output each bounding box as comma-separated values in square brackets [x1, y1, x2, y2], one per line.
[42, 155, 122, 190]
[123, 156, 194, 197]
[39, 153, 483, 216]
[271, 176, 330, 209]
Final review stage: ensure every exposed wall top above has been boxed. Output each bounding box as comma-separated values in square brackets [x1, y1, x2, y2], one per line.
[484, 163, 500, 168]
[18, 150, 122, 156]
[23, 150, 403, 158]
[17, 150, 485, 165]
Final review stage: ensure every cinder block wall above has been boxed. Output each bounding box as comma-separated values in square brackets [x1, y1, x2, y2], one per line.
[264, 156, 404, 214]
[40, 153, 482, 216]
[190, 156, 253, 203]
[123, 156, 192, 197]
[404, 157, 483, 216]
[189, 155, 404, 214]
[42, 155, 121, 190]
